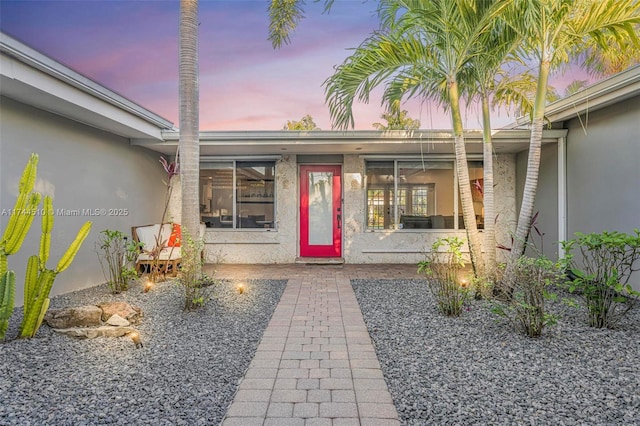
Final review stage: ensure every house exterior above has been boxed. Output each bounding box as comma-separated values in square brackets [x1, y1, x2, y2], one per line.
[514, 64, 640, 261]
[8, 32, 637, 301]
[1, 33, 173, 304]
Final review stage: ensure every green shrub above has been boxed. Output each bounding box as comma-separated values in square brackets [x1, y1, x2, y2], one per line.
[492, 256, 562, 338]
[561, 230, 640, 329]
[178, 233, 218, 311]
[418, 237, 471, 317]
[96, 229, 140, 294]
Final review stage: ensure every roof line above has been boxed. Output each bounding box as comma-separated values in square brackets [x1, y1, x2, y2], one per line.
[0, 32, 175, 130]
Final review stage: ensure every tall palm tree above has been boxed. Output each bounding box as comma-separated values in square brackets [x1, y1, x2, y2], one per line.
[461, 21, 521, 281]
[504, 0, 640, 269]
[324, 0, 513, 276]
[179, 0, 201, 256]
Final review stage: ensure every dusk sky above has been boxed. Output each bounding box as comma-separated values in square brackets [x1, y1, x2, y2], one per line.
[0, 0, 592, 131]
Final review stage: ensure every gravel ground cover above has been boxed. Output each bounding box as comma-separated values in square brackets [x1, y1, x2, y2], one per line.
[351, 279, 640, 426]
[0, 278, 286, 426]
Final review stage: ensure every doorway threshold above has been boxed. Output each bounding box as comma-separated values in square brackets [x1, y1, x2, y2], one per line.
[295, 257, 345, 265]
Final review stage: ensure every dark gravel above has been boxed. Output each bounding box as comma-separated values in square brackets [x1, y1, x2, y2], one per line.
[351, 279, 640, 426]
[0, 278, 286, 426]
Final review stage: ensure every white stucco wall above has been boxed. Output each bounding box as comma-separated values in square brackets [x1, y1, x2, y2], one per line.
[199, 152, 516, 265]
[0, 97, 167, 305]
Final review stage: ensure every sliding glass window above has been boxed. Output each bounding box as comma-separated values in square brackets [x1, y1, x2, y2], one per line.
[366, 160, 483, 230]
[200, 161, 275, 229]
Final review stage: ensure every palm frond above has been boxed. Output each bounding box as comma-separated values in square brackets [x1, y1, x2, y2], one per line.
[268, 0, 335, 49]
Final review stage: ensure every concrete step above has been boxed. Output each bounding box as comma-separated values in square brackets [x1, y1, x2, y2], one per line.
[295, 257, 345, 265]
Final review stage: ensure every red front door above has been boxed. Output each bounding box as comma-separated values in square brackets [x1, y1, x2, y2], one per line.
[300, 165, 342, 257]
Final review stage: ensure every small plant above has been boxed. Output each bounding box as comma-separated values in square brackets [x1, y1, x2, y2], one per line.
[492, 256, 563, 338]
[96, 229, 140, 294]
[178, 233, 216, 311]
[561, 230, 640, 329]
[418, 237, 470, 317]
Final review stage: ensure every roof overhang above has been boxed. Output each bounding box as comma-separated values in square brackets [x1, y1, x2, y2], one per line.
[133, 129, 568, 156]
[0, 32, 174, 140]
[509, 65, 640, 127]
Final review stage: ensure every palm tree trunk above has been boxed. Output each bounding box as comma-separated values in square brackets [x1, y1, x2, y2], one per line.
[511, 60, 550, 259]
[449, 80, 484, 277]
[179, 0, 201, 255]
[481, 93, 496, 278]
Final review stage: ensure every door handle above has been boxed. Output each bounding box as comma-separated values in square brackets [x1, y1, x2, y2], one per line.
[337, 214, 341, 229]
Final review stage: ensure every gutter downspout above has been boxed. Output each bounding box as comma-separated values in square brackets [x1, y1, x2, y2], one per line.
[558, 136, 567, 258]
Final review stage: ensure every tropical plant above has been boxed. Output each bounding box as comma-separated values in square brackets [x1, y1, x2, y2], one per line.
[491, 255, 562, 338]
[283, 114, 321, 130]
[19, 197, 92, 338]
[179, 0, 201, 278]
[0, 153, 40, 340]
[577, 28, 640, 78]
[503, 0, 640, 272]
[178, 232, 216, 311]
[462, 16, 522, 283]
[561, 230, 640, 329]
[323, 0, 518, 277]
[0, 271, 15, 340]
[372, 104, 420, 130]
[1, 154, 92, 339]
[145, 157, 180, 284]
[96, 230, 140, 294]
[268, 0, 335, 48]
[418, 237, 471, 316]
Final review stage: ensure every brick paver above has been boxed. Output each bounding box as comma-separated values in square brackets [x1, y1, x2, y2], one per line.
[219, 264, 417, 425]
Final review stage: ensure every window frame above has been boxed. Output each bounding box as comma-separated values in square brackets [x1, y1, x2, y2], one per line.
[364, 156, 483, 231]
[200, 158, 277, 231]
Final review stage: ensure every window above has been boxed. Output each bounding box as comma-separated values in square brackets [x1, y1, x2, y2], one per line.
[200, 161, 275, 229]
[366, 160, 484, 230]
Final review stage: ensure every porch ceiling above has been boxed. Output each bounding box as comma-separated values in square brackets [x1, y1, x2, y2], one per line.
[133, 129, 568, 157]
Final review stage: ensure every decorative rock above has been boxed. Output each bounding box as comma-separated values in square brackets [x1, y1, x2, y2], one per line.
[53, 326, 137, 339]
[44, 305, 103, 329]
[106, 314, 130, 327]
[97, 302, 142, 323]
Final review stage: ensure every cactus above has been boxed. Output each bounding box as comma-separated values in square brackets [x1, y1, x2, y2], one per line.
[0, 271, 15, 340]
[19, 200, 91, 338]
[0, 154, 92, 339]
[0, 153, 40, 276]
[0, 154, 39, 340]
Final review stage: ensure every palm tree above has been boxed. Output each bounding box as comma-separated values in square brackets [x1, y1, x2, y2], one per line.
[578, 29, 640, 78]
[460, 20, 521, 282]
[179, 0, 201, 257]
[504, 0, 640, 270]
[324, 0, 514, 276]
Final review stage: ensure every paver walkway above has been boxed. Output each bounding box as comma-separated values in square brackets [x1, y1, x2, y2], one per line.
[217, 264, 420, 426]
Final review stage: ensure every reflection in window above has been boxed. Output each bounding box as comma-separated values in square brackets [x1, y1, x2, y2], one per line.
[200, 161, 275, 229]
[366, 160, 483, 230]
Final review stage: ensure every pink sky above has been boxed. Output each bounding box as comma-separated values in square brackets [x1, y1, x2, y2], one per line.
[0, 1, 593, 131]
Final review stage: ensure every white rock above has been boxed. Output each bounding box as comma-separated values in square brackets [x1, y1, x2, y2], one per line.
[106, 314, 130, 327]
